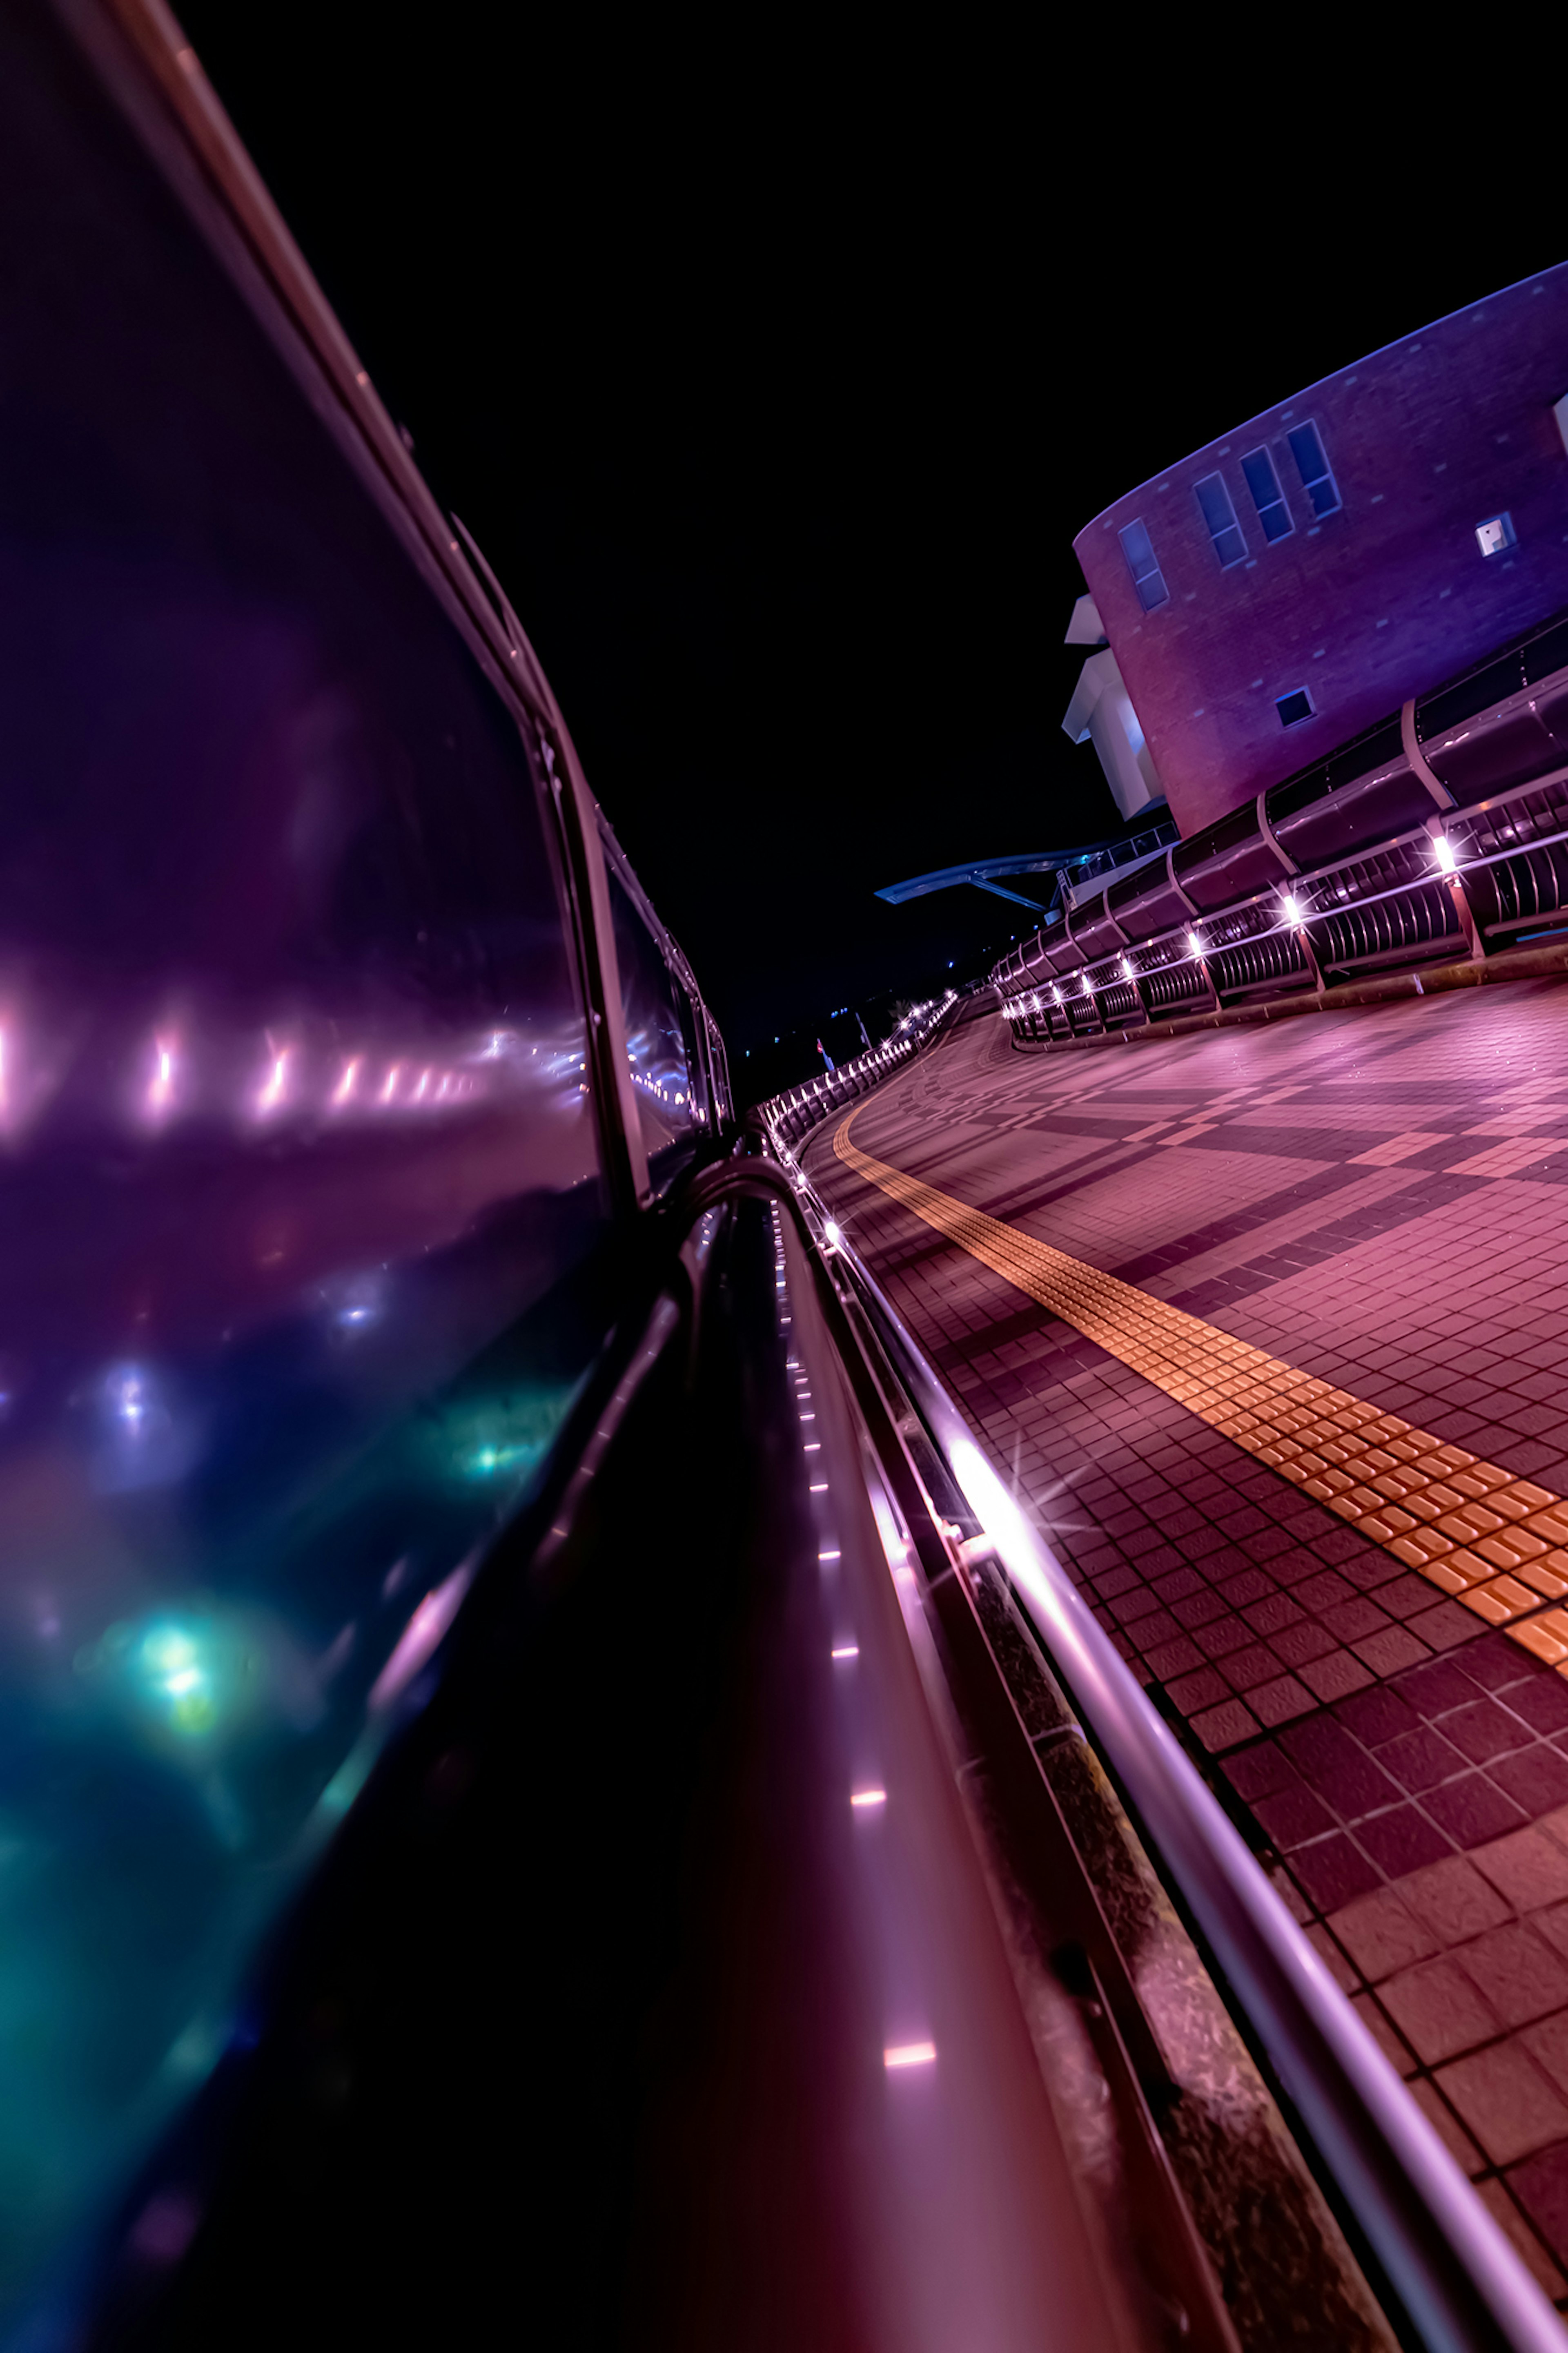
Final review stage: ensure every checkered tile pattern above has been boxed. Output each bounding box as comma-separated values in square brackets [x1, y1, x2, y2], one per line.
[804, 979, 1568, 2297]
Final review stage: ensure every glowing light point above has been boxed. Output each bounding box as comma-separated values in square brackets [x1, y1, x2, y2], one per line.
[332, 1056, 363, 1108]
[884, 2041, 936, 2068]
[851, 1787, 886, 1808]
[381, 1063, 403, 1104]
[1434, 833, 1457, 872]
[1188, 929, 1203, 957]
[1282, 893, 1304, 926]
[824, 1218, 843, 1248]
[413, 1069, 432, 1102]
[832, 1644, 859, 1659]
[257, 1048, 289, 1117]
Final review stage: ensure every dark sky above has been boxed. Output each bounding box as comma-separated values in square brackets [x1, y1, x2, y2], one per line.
[170, 8, 1559, 1079]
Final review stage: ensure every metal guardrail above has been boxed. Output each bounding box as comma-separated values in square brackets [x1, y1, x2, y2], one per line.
[762, 989, 962, 1144]
[994, 761, 1568, 1046]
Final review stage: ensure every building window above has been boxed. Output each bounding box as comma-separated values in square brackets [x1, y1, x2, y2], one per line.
[1286, 421, 1341, 518]
[1118, 518, 1169, 611]
[1276, 687, 1315, 727]
[1241, 446, 1294, 542]
[1476, 513, 1517, 558]
[1194, 473, 1246, 567]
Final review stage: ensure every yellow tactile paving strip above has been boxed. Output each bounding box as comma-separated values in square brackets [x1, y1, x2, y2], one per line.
[833, 1107, 1568, 1677]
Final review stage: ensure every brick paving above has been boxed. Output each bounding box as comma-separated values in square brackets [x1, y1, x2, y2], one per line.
[803, 980, 1568, 2304]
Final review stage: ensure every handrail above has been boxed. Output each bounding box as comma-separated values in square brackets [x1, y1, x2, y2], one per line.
[769, 1135, 1565, 2353]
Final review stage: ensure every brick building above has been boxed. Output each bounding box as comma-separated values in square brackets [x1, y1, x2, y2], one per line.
[1069, 263, 1568, 839]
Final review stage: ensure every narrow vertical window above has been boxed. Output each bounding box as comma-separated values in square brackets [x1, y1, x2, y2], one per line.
[1194, 473, 1246, 567]
[1286, 421, 1341, 518]
[1241, 446, 1294, 542]
[1118, 518, 1168, 611]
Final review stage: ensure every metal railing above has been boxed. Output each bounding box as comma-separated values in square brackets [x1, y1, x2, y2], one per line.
[994, 763, 1568, 1045]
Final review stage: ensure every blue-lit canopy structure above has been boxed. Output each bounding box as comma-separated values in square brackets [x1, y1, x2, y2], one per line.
[875, 825, 1176, 921]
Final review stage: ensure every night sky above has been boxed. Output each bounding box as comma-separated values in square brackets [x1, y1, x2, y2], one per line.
[169, 9, 1558, 1094]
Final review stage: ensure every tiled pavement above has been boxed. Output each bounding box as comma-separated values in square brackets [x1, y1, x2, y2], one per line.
[803, 981, 1568, 2306]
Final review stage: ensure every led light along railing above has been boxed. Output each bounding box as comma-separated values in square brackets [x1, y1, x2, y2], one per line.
[1004, 830, 1487, 1021]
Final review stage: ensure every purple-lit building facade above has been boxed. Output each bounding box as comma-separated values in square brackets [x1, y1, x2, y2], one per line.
[1070, 263, 1568, 840]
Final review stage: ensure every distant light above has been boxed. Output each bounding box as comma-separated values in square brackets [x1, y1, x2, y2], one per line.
[824, 1218, 843, 1248]
[884, 2041, 936, 2068]
[1120, 956, 1134, 981]
[332, 1055, 363, 1108]
[851, 1788, 886, 1807]
[1188, 929, 1203, 957]
[832, 1643, 859, 1659]
[1434, 833, 1457, 872]
[1282, 893, 1304, 926]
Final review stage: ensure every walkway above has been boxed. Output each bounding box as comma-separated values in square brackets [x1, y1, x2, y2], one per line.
[804, 979, 1568, 2307]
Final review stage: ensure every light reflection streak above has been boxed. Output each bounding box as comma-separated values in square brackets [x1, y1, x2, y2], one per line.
[146, 1035, 177, 1122]
[368, 1557, 474, 1711]
[0, 1008, 591, 1143]
[256, 1045, 289, 1118]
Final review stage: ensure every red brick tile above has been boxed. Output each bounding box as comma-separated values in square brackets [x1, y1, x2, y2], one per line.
[1436, 2041, 1568, 2165]
[1327, 1886, 1441, 1981]
[1165, 1666, 1231, 1715]
[1423, 1777, 1530, 1850]
[1444, 1700, 1537, 1766]
[1356, 1807, 1452, 1878]
[1288, 1835, 1381, 1912]
[1172, 1588, 1232, 1631]
[1253, 1784, 1337, 1851]
[1279, 1719, 1401, 1818]
[1463, 1925, 1568, 2030]
[1400, 1659, 1485, 1717]
[1270, 1622, 1339, 1670]
[1459, 1636, 1539, 1695]
[1524, 2013, 1568, 2103]
[1507, 1677, 1568, 1736]
[1298, 1652, 1376, 1703]
[1189, 1699, 1260, 1753]
[1407, 1601, 1484, 1655]
[1221, 1643, 1290, 1694]
[1506, 2139, 1568, 2268]
[1487, 1744, 1568, 1818]
[1472, 1827, 1568, 1913]
[1191, 1615, 1255, 1661]
[1350, 1628, 1430, 1678]
[1394, 1856, 1512, 1947]
[1336, 1687, 1420, 1746]
[1376, 1726, 1467, 1794]
[1380, 1957, 1501, 2064]
[1247, 1674, 1317, 1727]
[1222, 1742, 1297, 1802]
